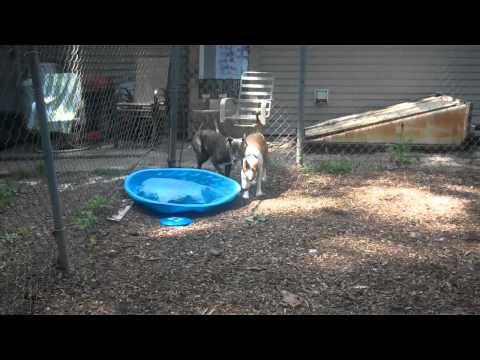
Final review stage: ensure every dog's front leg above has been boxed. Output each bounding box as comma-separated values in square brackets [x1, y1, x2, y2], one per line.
[224, 164, 232, 178]
[241, 171, 250, 200]
[196, 153, 208, 170]
[256, 166, 265, 198]
[213, 163, 224, 174]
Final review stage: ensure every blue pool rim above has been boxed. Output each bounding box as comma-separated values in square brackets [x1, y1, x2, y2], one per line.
[124, 168, 242, 214]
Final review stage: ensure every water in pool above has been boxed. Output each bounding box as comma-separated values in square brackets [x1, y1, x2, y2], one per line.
[137, 178, 224, 205]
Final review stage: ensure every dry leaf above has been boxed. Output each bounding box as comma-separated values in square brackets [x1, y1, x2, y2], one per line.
[281, 290, 303, 308]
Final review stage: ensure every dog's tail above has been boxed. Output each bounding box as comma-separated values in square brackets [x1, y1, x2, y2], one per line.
[198, 120, 205, 132]
[255, 112, 265, 133]
[191, 132, 202, 154]
[187, 120, 204, 143]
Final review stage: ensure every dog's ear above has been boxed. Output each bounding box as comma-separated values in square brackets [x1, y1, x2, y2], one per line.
[242, 133, 247, 143]
[241, 134, 248, 152]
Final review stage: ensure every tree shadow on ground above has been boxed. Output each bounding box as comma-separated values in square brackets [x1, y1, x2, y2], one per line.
[4, 160, 480, 314]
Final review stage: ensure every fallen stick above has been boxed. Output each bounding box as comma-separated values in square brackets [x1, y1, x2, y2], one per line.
[108, 200, 133, 222]
[207, 307, 217, 315]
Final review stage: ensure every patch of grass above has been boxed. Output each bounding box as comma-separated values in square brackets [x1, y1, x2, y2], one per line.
[6, 163, 46, 180]
[8, 169, 34, 180]
[74, 210, 98, 231]
[86, 195, 112, 211]
[0, 182, 16, 209]
[386, 143, 416, 167]
[36, 163, 46, 176]
[303, 159, 354, 175]
[74, 195, 113, 231]
[355, 161, 386, 172]
[92, 168, 128, 177]
[16, 227, 34, 239]
[0, 232, 20, 244]
[245, 213, 269, 225]
[0, 227, 34, 244]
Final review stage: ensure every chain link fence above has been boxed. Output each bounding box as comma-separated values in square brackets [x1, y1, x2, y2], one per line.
[0, 45, 298, 314]
[1, 44, 479, 314]
[0, 45, 173, 313]
[298, 46, 480, 173]
[301, 97, 480, 174]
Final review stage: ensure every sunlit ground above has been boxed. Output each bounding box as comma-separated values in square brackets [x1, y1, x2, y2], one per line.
[10, 162, 479, 315]
[353, 186, 467, 229]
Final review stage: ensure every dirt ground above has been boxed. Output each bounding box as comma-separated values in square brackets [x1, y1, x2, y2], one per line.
[1, 151, 480, 315]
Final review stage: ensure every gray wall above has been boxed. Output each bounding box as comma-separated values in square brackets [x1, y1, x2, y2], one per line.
[253, 45, 299, 122]
[135, 56, 170, 103]
[254, 45, 480, 130]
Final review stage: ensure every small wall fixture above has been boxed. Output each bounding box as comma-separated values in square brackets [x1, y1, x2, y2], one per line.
[315, 89, 329, 104]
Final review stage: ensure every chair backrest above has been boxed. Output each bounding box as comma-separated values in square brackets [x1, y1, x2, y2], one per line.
[237, 71, 274, 121]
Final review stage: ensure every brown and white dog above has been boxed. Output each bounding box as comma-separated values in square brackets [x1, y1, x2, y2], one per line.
[241, 115, 269, 200]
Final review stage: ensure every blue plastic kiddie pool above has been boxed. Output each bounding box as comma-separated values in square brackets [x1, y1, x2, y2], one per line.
[124, 168, 241, 216]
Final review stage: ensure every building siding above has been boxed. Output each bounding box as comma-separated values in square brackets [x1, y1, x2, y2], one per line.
[254, 45, 480, 132]
[252, 45, 299, 135]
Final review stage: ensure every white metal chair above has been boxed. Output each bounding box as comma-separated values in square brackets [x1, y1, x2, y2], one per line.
[219, 72, 274, 137]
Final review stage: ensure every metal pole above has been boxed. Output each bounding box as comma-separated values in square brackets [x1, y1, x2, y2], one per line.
[28, 47, 69, 272]
[167, 46, 181, 168]
[297, 45, 307, 167]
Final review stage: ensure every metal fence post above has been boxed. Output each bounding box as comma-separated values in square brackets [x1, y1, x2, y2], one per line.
[28, 47, 69, 272]
[297, 45, 307, 167]
[167, 45, 189, 168]
[167, 46, 181, 168]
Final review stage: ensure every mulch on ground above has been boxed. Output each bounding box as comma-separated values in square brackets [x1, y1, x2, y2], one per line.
[1, 161, 480, 315]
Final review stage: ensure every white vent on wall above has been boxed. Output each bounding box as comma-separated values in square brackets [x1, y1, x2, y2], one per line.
[315, 89, 329, 104]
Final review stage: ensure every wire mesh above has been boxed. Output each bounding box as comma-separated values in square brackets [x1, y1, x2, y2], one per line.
[300, 46, 480, 172]
[0, 45, 173, 314]
[301, 95, 480, 173]
[1, 44, 480, 314]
